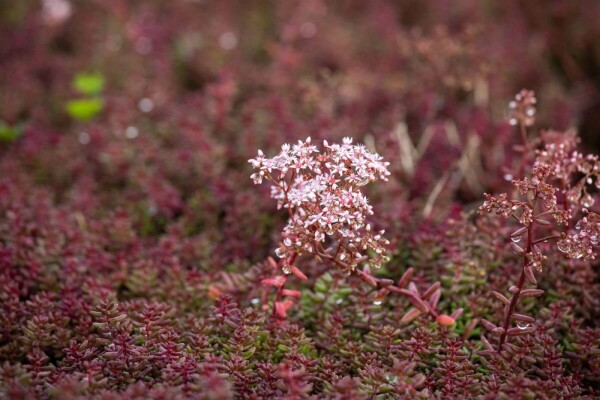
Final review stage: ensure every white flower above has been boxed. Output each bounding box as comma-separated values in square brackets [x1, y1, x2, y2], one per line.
[249, 137, 390, 271]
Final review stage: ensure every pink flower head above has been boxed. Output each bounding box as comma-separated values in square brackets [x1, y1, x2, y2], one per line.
[508, 89, 536, 127]
[558, 211, 600, 260]
[249, 137, 391, 272]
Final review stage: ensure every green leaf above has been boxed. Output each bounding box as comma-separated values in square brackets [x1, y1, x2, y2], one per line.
[73, 72, 105, 95]
[314, 273, 332, 293]
[66, 98, 104, 121]
[0, 122, 21, 143]
[242, 347, 256, 359]
[276, 344, 291, 353]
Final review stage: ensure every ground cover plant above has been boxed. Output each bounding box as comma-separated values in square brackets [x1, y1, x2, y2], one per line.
[1, 1, 599, 399]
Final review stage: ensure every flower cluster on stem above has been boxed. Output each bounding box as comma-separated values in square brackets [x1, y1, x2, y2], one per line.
[249, 137, 391, 275]
[250, 137, 460, 326]
[478, 90, 600, 352]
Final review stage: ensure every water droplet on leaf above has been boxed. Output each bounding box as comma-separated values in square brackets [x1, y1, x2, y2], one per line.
[582, 194, 594, 208]
[557, 241, 569, 253]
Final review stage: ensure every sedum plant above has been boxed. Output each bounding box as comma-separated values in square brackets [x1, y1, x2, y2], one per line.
[249, 137, 458, 326]
[1, 2, 600, 398]
[248, 136, 391, 274]
[478, 90, 600, 352]
[249, 137, 393, 319]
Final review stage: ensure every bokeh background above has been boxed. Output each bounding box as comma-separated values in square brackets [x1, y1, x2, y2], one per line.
[1, 1, 600, 398]
[2, 0, 599, 266]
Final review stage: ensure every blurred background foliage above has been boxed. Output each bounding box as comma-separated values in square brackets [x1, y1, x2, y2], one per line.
[0, 1, 599, 398]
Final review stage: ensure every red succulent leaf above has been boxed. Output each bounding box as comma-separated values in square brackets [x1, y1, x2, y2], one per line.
[289, 266, 307, 281]
[274, 300, 294, 319]
[282, 289, 302, 298]
[436, 314, 456, 326]
[261, 276, 286, 288]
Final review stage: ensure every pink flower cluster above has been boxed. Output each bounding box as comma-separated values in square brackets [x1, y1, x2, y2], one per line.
[480, 161, 568, 230]
[538, 130, 599, 208]
[249, 137, 391, 272]
[558, 211, 600, 260]
[480, 128, 600, 269]
[508, 89, 537, 127]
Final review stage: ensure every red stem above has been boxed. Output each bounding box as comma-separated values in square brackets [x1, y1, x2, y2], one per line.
[498, 220, 533, 352]
[271, 276, 287, 318]
[514, 123, 529, 181]
[532, 235, 560, 245]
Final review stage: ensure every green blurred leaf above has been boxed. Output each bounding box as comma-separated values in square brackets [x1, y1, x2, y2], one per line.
[242, 347, 256, 359]
[66, 98, 104, 121]
[314, 273, 332, 294]
[276, 344, 290, 353]
[0, 122, 21, 143]
[73, 72, 105, 95]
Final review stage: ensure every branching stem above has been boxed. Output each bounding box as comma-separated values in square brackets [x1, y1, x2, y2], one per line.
[498, 191, 537, 351]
